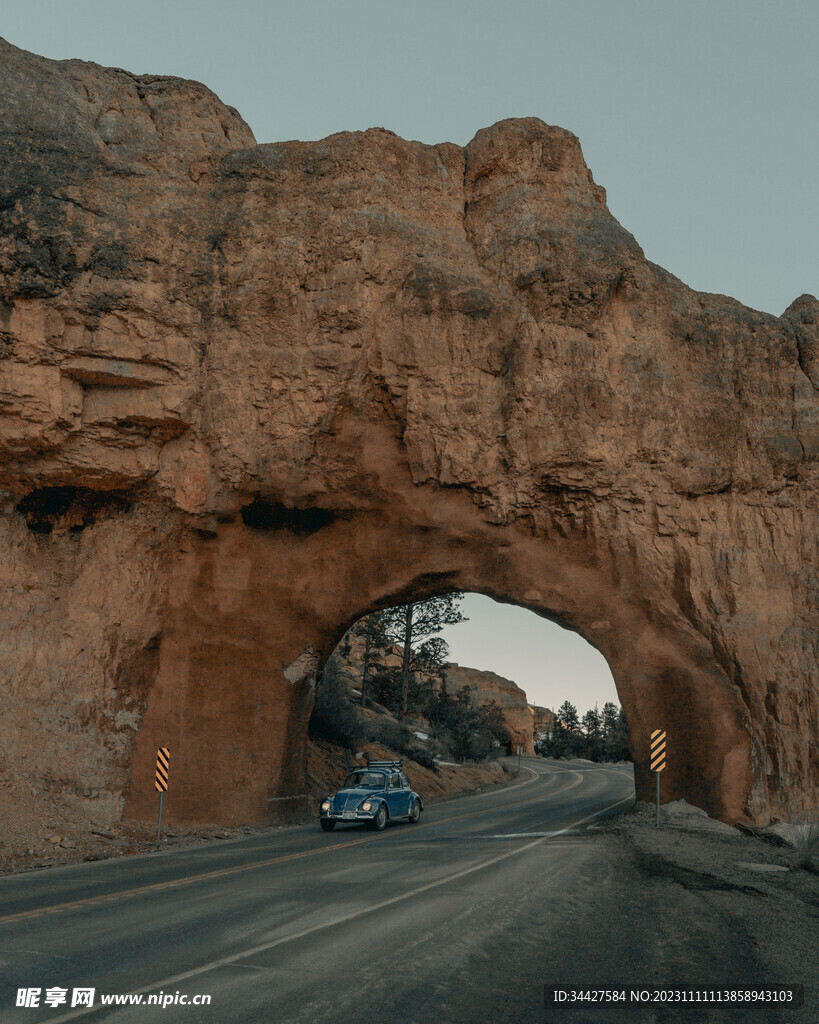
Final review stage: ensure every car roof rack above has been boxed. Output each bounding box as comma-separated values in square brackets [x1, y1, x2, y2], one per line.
[363, 760, 403, 769]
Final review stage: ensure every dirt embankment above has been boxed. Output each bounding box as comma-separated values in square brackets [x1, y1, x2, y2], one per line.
[0, 741, 513, 877]
[0, 781, 247, 878]
[306, 738, 511, 812]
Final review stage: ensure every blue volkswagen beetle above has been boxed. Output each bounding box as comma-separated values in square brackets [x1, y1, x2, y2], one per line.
[319, 760, 423, 831]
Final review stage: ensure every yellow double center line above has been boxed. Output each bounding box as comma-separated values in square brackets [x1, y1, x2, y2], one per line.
[0, 768, 589, 927]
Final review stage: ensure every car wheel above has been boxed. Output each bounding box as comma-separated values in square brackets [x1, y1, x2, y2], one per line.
[408, 799, 421, 823]
[370, 804, 388, 831]
[320, 819, 336, 832]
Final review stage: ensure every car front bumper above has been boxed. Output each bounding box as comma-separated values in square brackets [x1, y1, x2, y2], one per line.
[320, 808, 376, 822]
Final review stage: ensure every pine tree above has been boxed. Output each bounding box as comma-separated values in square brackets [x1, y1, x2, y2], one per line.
[556, 700, 580, 731]
[601, 701, 619, 735]
[549, 718, 568, 758]
[612, 706, 631, 761]
[380, 593, 467, 719]
[581, 706, 603, 761]
[350, 612, 390, 706]
[601, 701, 620, 761]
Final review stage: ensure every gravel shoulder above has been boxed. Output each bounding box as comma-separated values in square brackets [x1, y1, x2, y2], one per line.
[587, 801, 819, 1021]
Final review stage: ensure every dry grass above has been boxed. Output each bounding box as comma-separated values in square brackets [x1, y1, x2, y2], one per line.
[791, 821, 819, 873]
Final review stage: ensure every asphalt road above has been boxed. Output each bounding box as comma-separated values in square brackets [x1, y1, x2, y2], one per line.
[0, 761, 641, 1023]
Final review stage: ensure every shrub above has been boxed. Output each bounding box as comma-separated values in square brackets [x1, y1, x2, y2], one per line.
[404, 743, 437, 770]
[364, 715, 411, 751]
[309, 656, 363, 747]
[424, 734, 453, 762]
[359, 716, 440, 771]
[792, 821, 819, 873]
[370, 669, 436, 718]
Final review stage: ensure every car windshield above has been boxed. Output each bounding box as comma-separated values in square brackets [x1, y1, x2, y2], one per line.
[343, 771, 386, 789]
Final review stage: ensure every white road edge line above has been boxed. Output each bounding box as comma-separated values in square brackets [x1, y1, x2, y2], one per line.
[485, 833, 581, 838]
[47, 791, 635, 1023]
[462, 763, 541, 799]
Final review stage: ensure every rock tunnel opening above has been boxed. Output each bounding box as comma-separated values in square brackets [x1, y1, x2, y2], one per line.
[309, 591, 630, 776]
[300, 548, 759, 830]
[121, 494, 762, 831]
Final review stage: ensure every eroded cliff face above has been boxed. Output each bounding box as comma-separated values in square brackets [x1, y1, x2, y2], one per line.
[1, 38, 816, 827]
[443, 664, 536, 756]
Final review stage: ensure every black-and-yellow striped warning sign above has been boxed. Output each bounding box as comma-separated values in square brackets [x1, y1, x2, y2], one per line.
[155, 747, 170, 792]
[650, 730, 666, 773]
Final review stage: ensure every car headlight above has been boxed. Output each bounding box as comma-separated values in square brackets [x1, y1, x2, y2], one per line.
[361, 801, 372, 811]
[321, 800, 331, 811]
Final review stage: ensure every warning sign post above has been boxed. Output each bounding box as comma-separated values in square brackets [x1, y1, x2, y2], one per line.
[650, 730, 666, 828]
[155, 747, 170, 845]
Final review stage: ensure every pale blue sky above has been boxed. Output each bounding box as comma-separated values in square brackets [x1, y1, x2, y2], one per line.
[6, 0, 816, 316]
[439, 595, 617, 714]
[4, 1, 815, 711]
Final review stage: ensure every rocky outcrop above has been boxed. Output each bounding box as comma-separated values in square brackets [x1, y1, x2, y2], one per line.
[332, 629, 403, 690]
[443, 664, 536, 754]
[0, 38, 816, 828]
[529, 705, 556, 745]
[328, 626, 537, 754]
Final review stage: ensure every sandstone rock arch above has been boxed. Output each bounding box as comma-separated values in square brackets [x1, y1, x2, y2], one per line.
[0, 39, 816, 828]
[121, 477, 759, 826]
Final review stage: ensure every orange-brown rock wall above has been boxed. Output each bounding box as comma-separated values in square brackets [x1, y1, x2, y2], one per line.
[0, 501, 175, 823]
[0, 39, 816, 827]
